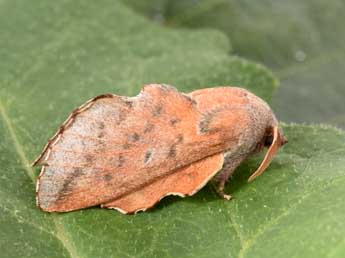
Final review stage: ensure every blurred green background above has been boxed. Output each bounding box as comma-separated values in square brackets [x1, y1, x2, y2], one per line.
[125, 0, 345, 127]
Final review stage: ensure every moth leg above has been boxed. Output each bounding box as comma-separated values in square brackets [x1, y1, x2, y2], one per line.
[213, 177, 232, 200]
[212, 153, 247, 200]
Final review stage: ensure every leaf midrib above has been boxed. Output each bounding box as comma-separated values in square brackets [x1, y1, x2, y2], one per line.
[0, 100, 80, 258]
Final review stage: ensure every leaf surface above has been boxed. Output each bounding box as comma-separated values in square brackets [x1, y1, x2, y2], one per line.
[1, 1, 344, 258]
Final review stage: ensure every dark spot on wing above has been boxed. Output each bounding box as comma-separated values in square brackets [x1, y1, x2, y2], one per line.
[144, 150, 153, 163]
[152, 105, 163, 116]
[168, 144, 177, 158]
[128, 132, 140, 142]
[166, 134, 183, 159]
[72, 167, 84, 177]
[170, 118, 181, 126]
[199, 118, 211, 133]
[58, 168, 84, 198]
[98, 132, 104, 138]
[144, 123, 155, 133]
[98, 122, 105, 130]
[123, 143, 131, 149]
[182, 94, 197, 105]
[59, 179, 72, 198]
[85, 154, 94, 164]
[124, 100, 133, 108]
[177, 134, 184, 143]
[97, 139, 106, 151]
[104, 174, 113, 181]
[118, 154, 125, 168]
[118, 112, 126, 124]
[199, 108, 223, 134]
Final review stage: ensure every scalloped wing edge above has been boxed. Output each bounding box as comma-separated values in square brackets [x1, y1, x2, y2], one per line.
[32, 93, 121, 166]
[101, 153, 225, 214]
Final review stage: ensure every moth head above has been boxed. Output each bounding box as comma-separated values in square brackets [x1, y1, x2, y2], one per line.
[248, 124, 288, 182]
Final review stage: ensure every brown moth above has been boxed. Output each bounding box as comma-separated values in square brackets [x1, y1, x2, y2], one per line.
[33, 84, 287, 214]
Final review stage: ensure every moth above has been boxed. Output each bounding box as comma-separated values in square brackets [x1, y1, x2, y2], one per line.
[33, 84, 287, 214]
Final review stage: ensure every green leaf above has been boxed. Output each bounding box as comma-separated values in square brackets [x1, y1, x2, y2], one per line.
[125, 0, 345, 127]
[1, 1, 344, 258]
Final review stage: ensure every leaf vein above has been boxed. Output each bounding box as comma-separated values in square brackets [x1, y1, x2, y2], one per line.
[0, 100, 80, 258]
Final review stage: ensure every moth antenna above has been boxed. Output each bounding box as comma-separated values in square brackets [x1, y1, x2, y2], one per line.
[248, 126, 285, 182]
